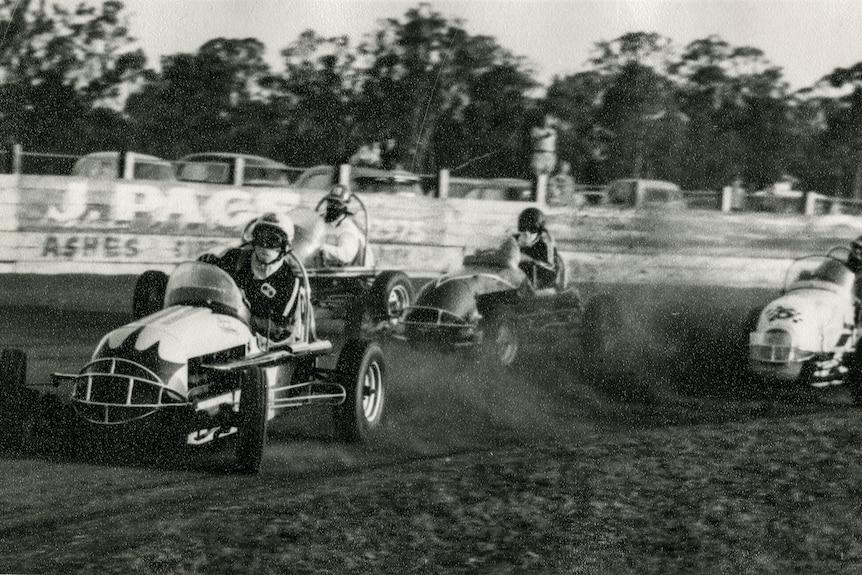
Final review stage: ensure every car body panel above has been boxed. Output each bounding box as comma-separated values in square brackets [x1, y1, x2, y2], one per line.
[749, 253, 859, 386]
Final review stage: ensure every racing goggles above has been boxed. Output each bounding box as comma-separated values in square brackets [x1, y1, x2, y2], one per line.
[252, 230, 285, 249]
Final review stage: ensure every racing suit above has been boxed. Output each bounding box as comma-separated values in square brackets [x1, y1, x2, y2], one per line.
[515, 232, 557, 289]
[320, 216, 372, 267]
[208, 247, 302, 341]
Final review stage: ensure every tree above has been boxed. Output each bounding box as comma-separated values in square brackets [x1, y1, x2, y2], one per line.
[0, 0, 144, 153]
[596, 61, 685, 180]
[357, 3, 536, 175]
[671, 36, 790, 189]
[126, 38, 274, 158]
[272, 30, 361, 166]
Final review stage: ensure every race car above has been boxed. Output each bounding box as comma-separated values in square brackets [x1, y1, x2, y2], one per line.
[748, 246, 861, 387]
[0, 253, 387, 473]
[392, 236, 622, 376]
[131, 198, 414, 338]
[295, 190, 414, 338]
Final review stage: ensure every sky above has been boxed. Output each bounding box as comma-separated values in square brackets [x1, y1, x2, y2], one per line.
[119, 0, 862, 91]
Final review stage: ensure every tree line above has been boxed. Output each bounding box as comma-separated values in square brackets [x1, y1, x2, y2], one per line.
[1, 0, 861, 196]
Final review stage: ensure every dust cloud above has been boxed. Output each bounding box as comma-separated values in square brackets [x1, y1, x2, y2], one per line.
[374, 283, 775, 458]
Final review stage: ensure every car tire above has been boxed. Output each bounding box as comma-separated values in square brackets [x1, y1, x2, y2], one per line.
[476, 310, 520, 369]
[581, 294, 624, 386]
[333, 339, 386, 443]
[0, 348, 37, 453]
[235, 367, 268, 474]
[132, 270, 168, 320]
[368, 271, 414, 324]
[847, 343, 862, 406]
[554, 251, 568, 291]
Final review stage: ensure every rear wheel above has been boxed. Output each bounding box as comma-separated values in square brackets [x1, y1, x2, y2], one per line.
[369, 271, 413, 323]
[333, 340, 386, 443]
[554, 251, 568, 291]
[0, 348, 37, 453]
[235, 368, 268, 474]
[132, 270, 168, 319]
[848, 344, 862, 406]
[476, 310, 520, 369]
[581, 295, 623, 385]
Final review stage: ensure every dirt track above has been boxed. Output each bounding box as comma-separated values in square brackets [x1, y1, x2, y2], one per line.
[4, 284, 862, 574]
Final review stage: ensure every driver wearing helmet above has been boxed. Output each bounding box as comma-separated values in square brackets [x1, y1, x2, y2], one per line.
[200, 212, 302, 342]
[319, 184, 371, 267]
[848, 236, 862, 275]
[515, 207, 557, 289]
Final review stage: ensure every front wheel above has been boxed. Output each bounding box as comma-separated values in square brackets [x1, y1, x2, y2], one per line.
[333, 340, 386, 443]
[235, 368, 268, 474]
[581, 295, 623, 385]
[847, 343, 862, 407]
[0, 348, 37, 453]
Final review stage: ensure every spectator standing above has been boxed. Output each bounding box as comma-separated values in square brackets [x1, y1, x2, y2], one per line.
[549, 161, 578, 206]
[530, 114, 558, 179]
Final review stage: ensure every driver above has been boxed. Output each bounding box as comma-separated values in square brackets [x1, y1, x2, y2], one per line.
[514, 207, 557, 289]
[200, 212, 302, 342]
[318, 184, 370, 266]
[847, 235, 862, 302]
[848, 236, 862, 275]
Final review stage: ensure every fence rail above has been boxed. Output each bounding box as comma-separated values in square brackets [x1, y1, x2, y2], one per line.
[4, 145, 858, 215]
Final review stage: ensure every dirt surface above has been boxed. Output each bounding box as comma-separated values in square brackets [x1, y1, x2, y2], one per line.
[3, 284, 862, 574]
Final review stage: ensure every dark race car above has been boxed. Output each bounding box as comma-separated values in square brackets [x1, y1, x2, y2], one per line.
[393, 237, 620, 374]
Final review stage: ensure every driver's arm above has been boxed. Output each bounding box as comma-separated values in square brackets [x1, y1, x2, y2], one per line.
[321, 226, 361, 264]
[520, 240, 554, 270]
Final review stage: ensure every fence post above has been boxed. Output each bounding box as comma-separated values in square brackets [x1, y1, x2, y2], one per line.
[721, 186, 732, 212]
[804, 191, 819, 216]
[536, 174, 548, 205]
[234, 157, 245, 186]
[123, 151, 135, 180]
[12, 144, 22, 174]
[338, 164, 351, 186]
[438, 169, 450, 199]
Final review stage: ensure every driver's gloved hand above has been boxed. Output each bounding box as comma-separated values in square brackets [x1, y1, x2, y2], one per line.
[252, 317, 292, 342]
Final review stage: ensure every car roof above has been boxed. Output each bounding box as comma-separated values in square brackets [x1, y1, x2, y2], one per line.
[610, 178, 680, 190]
[297, 164, 421, 182]
[79, 151, 169, 164]
[179, 152, 290, 169]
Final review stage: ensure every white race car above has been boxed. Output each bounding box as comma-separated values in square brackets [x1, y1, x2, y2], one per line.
[748, 246, 860, 387]
[0, 240, 387, 473]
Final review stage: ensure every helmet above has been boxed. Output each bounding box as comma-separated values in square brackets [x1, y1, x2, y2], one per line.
[250, 212, 294, 251]
[324, 184, 353, 223]
[328, 184, 353, 205]
[517, 207, 546, 233]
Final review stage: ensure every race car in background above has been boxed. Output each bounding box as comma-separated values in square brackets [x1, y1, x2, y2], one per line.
[131, 195, 415, 339]
[295, 191, 414, 339]
[0, 256, 388, 472]
[748, 246, 861, 388]
[393, 236, 623, 379]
